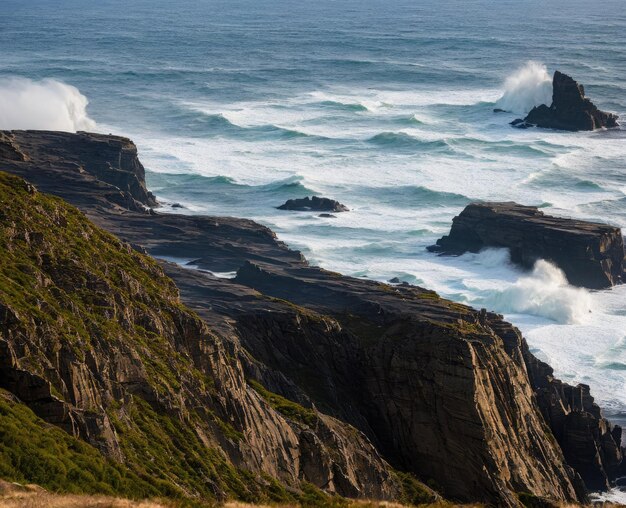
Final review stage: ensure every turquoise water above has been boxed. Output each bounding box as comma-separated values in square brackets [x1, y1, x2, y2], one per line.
[1, 2, 626, 496]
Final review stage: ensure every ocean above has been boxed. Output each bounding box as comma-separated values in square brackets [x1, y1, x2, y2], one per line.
[1, 0, 625, 500]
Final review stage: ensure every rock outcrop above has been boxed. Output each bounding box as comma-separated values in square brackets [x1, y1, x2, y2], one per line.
[524, 350, 623, 492]
[512, 71, 619, 131]
[429, 202, 625, 289]
[1, 130, 624, 506]
[278, 196, 349, 212]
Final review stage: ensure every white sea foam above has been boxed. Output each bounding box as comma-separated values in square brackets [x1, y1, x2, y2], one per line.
[479, 259, 592, 324]
[496, 61, 553, 114]
[0, 77, 96, 132]
[591, 489, 626, 505]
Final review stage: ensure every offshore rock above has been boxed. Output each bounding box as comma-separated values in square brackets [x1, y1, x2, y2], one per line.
[514, 71, 619, 131]
[278, 196, 349, 212]
[430, 202, 625, 289]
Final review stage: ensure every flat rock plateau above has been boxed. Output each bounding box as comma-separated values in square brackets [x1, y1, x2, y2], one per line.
[0, 130, 624, 507]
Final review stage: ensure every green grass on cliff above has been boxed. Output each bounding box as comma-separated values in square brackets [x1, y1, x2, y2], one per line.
[0, 390, 157, 498]
[248, 379, 317, 427]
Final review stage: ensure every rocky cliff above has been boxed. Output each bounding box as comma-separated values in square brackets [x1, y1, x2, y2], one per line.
[0, 130, 624, 506]
[0, 171, 421, 505]
[430, 201, 625, 289]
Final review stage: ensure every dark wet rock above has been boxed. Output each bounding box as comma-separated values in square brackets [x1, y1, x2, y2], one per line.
[430, 202, 625, 289]
[171, 202, 184, 209]
[514, 71, 619, 131]
[510, 119, 534, 129]
[318, 213, 337, 218]
[278, 196, 349, 212]
[493, 108, 506, 113]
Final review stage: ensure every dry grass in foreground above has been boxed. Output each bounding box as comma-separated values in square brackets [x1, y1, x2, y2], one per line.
[0, 480, 170, 508]
[0, 482, 622, 508]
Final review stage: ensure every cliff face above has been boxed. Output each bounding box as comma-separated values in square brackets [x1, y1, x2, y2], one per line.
[0, 130, 623, 506]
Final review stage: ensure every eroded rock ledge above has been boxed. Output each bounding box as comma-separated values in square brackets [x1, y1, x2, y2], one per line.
[0, 130, 624, 506]
[429, 201, 625, 289]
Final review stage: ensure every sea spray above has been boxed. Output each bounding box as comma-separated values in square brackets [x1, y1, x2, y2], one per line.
[0, 78, 96, 132]
[495, 61, 553, 115]
[480, 259, 592, 324]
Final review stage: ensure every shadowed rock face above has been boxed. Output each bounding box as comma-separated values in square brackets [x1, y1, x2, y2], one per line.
[430, 202, 625, 289]
[278, 196, 349, 212]
[0, 130, 624, 506]
[517, 71, 619, 131]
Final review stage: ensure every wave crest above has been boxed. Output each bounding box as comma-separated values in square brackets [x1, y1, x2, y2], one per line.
[367, 131, 448, 150]
[495, 61, 552, 115]
[0, 77, 96, 132]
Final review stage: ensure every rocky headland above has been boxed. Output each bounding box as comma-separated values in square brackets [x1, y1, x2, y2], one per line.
[429, 202, 625, 289]
[511, 71, 619, 131]
[0, 130, 624, 507]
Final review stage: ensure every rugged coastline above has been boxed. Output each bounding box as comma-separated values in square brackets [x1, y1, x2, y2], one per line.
[0, 130, 624, 506]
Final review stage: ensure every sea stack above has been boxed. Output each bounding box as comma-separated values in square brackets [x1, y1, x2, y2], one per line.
[512, 71, 619, 131]
[429, 202, 626, 289]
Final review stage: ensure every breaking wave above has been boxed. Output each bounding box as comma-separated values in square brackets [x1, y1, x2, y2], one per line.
[0, 77, 96, 132]
[495, 61, 553, 115]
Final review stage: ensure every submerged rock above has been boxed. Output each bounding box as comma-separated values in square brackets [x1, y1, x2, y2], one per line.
[278, 196, 349, 212]
[510, 118, 534, 129]
[429, 202, 625, 289]
[513, 71, 619, 131]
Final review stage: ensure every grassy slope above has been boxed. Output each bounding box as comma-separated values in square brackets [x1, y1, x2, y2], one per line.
[0, 172, 297, 506]
[0, 390, 156, 498]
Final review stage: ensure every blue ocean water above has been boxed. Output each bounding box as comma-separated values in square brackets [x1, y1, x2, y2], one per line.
[1, 1, 626, 498]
